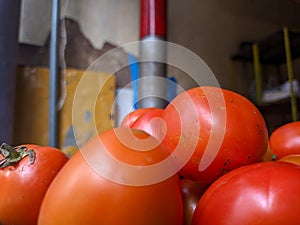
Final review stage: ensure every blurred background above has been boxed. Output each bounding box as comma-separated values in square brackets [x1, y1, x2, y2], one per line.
[2, 0, 300, 154]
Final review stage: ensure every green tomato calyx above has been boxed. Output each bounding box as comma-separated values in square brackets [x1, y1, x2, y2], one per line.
[0, 143, 35, 168]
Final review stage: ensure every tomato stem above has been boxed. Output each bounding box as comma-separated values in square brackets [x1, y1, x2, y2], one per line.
[0, 143, 35, 168]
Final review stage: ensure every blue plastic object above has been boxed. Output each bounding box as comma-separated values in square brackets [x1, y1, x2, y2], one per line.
[128, 54, 177, 109]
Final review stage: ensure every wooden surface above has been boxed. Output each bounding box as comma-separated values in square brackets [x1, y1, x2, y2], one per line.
[13, 66, 116, 156]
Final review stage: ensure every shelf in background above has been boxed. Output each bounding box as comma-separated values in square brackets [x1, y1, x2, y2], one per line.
[230, 28, 300, 132]
[231, 30, 300, 65]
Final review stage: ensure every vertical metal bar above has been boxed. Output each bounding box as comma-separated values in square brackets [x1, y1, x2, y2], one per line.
[140, 0, 166, 38]
[283, 27, 298, 121]
[252, 43, 263, 105]
[0, 0, 21, 144]
[49, 0, 60, 147]
[139, 0, 167, 109]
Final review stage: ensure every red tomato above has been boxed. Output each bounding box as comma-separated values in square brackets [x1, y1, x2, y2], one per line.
[181, 179, 209, 225]
[279, 154, 300, 166]
[192, 161, 300, 225]
[0, 143, 68, 225]
[263, 143, 273, 162]
[161, 86, 268, 184]
[120, 107, 162, 127]
[38, 128, 183, 225]
[269, 121, 300, 159]
[131, 108, 164, 138]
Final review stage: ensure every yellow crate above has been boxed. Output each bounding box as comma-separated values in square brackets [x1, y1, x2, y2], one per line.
[13, 66, 116, 156]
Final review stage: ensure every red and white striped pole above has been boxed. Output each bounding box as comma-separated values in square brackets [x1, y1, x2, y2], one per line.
[138, 0, 168, 108]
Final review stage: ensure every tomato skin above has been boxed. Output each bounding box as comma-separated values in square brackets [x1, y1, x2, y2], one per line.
[269, 121, 300, 159]
[162, 86, 268, 184]
[131, 108, 164, 138]
[38, 128, 183, 225]
[181, 179, 209, 225]
[192, 161, 300, 225]
[279, 154, 300, 166]
[0, 144, 68, 225]
[263, 143, 273, 162]
[120, 107, 162, 128]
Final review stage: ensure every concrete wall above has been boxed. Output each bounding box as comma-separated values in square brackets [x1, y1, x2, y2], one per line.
[19, 0, 140, 54]
[19, 0, 300, 92]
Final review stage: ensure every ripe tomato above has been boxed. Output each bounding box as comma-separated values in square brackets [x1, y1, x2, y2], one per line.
[120, 107, 162, 127]
[278, 154, 300, 166]
[263, 143, 273, 162]
[181, 179, 209, 225]
[131, 108, 164, 138]
[0, 143, 68, 225]
[192, 161, 300, 225]
[161, 86, 268, 184]
[38, 128, 183, 225]
[269, 121, 300, 159]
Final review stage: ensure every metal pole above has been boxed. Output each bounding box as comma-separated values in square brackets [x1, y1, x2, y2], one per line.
[49, 0, 60, 147]
[0, 0, 21, 144]
[139, 0, 167, 109]
[252, 43, 263, 105]
[283, 27, 298, 121]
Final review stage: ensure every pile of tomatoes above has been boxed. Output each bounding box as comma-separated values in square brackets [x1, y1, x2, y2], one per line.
[1, 86, 300, 225]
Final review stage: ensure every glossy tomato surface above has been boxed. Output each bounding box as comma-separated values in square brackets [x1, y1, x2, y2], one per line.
[120, 107, 162, 128]
[161, 86, 268, 184]
[192, 161, 300, 225]
[269, 121, 300, 159]
[131, 108, 164, 138]
[0, 144, 68, 225]
[38, 128, 183, 225]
